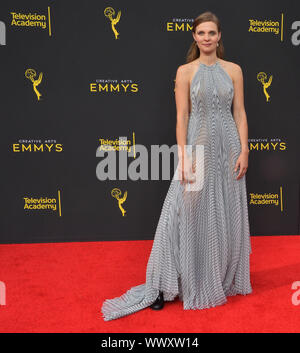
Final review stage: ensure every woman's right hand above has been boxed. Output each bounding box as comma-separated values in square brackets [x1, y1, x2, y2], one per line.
[178, 155, 196, 185]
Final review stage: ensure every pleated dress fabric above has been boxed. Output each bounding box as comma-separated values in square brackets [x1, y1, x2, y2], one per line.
[101, 60, 252, 321]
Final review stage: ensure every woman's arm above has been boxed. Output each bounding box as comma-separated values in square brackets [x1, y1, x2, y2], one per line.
[232, 63, 249, 179]
[174, 65, 195, 184]
[175, 65, 190, 161]
[232, 64, 250, 154]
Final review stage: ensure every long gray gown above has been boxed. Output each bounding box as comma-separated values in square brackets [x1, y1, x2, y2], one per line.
[101, 60, 252, 321]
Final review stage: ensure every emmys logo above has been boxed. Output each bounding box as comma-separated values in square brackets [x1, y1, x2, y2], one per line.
[12, 142, 63, 152]
[111, 188, 127, 216]
[0, 281, 6, 306]
[90, 80, 138, 93]
[25, 68, 43, 100]
[291, 21, 300, 46]
[104, 7, 121, 39]
[291, 281, 300, 305]
[248, 138, 286, 152]
[166, 18, 193, 32]
[257, 72, 272, 102]
[0, 21, 6, 45]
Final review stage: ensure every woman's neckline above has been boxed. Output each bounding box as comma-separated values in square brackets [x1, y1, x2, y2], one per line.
[198, 59, 219, 68]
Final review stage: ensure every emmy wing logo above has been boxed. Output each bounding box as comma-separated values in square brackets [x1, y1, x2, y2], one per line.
[257, 71, 273, 102]
[104, 7, 121, 39]
[25, 68, 43, 100]
[111, 188, 127, 216]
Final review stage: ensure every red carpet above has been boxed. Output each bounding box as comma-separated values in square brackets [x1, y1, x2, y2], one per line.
[0, 235, 299, 333]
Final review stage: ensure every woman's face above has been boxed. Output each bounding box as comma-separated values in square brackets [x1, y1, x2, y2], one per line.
[193, 21, 221, 53]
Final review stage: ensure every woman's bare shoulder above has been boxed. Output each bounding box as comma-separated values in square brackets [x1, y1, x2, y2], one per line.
[219, 59, 241, 69]
[176, 60, 200, 84]
[219, 59, 242, 82]
[220, 59, 243, 73]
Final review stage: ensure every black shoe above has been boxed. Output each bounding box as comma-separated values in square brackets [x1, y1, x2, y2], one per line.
[150, 291, 164, 310]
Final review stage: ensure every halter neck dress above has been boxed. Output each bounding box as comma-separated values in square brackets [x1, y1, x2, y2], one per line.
[101, 59, 252, 321]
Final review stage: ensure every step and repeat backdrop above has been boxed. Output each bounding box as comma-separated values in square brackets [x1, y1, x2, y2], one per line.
[0, 0, 299, 244]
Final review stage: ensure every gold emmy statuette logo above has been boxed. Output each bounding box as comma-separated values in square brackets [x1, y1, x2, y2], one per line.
[104, 7, 121, 39]
[25, 68, 43, 100]
[257, 71, 272, 102]
[111, 188, 127, 216]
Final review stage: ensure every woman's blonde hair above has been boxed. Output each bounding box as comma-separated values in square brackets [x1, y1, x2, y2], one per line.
[186, 11, 225, 63]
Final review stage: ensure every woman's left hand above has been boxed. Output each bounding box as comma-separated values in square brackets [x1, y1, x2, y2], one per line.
[234, 151, 249, 180]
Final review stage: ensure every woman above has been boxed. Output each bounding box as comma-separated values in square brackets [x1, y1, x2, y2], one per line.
[101, 11, 252, 321]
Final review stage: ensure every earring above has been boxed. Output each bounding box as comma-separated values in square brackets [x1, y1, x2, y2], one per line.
[217, 42, 219, 47]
